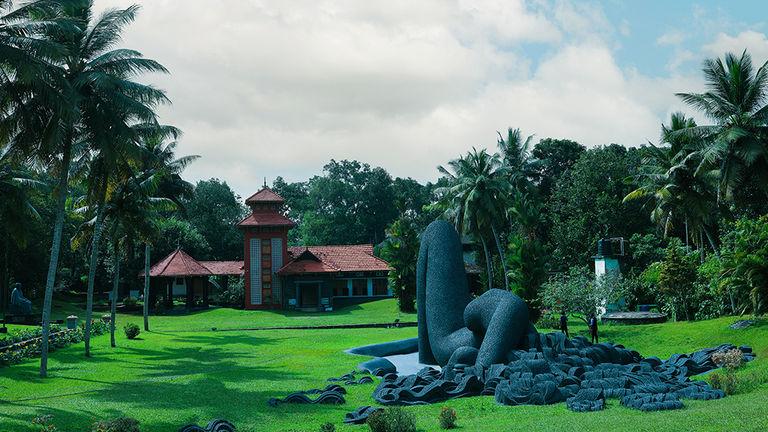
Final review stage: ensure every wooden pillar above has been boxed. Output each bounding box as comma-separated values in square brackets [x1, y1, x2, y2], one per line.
[166, 280, 173, 307]
[203, 278, 210, 307]
[186, 277, 193, 310]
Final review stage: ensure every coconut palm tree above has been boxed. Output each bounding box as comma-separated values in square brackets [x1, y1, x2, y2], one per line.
[625, 114, 721, 254]
[0, 0, 171, 375]
[135, 131, 197, 331]
[676, 51, 768, 201]
[497, 127, 539, 194]
[103, 166, 174, 346]
[437, 148, 511, 290]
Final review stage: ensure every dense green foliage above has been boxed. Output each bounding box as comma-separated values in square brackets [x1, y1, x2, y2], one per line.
[548, 145, 651, 269]
[379, 215, 420, 313]
[184, 179, 247, 260]
[721, 216, 768, 313]
[539, 267, 629, 321]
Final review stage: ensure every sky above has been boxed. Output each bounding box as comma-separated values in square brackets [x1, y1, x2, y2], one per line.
[92, 0, 768, 199]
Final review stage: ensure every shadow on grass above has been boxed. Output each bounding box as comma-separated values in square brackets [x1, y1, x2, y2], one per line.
[1, 331, 336, 432]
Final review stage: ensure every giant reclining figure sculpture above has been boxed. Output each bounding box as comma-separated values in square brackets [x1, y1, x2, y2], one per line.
[417, 220, 538, 367]
[351, 220, 754, 413]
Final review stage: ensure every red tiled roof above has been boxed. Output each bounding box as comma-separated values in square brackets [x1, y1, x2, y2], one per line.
[245, 187, 285, 204]
[237, 212, 295, 228]
[140, 249, 212, 277]
[200, 260, 244, 276]
[279, 244, 390, 275]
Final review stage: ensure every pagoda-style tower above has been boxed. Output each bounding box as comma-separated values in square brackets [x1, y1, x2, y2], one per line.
[237, 186, 295, 309]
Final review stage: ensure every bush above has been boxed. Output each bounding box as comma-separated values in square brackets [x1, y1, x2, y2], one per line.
[123, 296, 138, 308]
[536, 312, 559, 330]
[216, 277, 245, 308]
[123, 323, 140, 340]
[708, 371, 739, 395]
[367, 407, 416, 432]
[84, 319, 110, 336]
[438, 407, 457, 429]
[319, 422, 335, 432]
[2, 326, 86, 368]
[92, 417, 140, 432]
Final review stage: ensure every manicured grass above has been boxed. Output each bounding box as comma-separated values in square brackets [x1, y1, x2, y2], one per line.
[0, 302, 766, 432]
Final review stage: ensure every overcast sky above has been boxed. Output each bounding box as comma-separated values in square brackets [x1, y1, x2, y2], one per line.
[93, 0, 768, 199]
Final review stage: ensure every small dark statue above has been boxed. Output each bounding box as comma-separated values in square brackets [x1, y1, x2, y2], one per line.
[9, 282, 32, 316]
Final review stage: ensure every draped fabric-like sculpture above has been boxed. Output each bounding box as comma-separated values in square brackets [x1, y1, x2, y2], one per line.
[364, 220, 756, 413]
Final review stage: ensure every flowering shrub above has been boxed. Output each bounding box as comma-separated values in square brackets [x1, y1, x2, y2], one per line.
[31, 414, 57, 432]
[712, 349, 745, 371]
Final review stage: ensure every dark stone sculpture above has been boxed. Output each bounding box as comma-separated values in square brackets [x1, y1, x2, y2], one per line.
[267, 388, 346, 407]
[371, 339, 747, 411]
[417, 221, 535, 367]
[9, 283, 32, 316]
[365, 220, 756, 413]
[344, 406, 383, 425]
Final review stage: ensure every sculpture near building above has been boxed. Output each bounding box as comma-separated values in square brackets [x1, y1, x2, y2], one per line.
[9, 283, 32, 316]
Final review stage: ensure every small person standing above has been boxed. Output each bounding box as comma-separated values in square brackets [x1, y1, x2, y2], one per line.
[588, 313, 599, 344]
[559, 310, 569, 338]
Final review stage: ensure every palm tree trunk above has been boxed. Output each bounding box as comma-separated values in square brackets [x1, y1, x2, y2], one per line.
[699, 230, 705, 264]
[491, 225, 509, 290]
[685, 217, 689, 252]
[2, 232, 9, 315]
[480, 235, 493, 291]
[143, 242, 150, 331]
[84, 199, 106, 357]
[703, 226, 719, 257]
[40, 139, 72, 378]
[110, 242, 120, 348]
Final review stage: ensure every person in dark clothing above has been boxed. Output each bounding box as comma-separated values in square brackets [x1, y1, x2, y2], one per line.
[559, 310, 569, 338]
[588, 313, 599, 344]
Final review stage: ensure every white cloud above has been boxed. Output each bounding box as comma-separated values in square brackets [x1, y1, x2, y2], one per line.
[703, 30, 768, 64]
[89, 0, 709, 198]
[657, 31, 685, 46]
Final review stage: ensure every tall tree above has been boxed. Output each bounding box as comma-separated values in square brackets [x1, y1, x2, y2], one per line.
[136, 133, 197, 331]
[298, 160, 396, 246]
[103, 167, 174, 347]
[54, 2, 171, 359]
[624, 113, 721, 256]
[676, 50, 768, 204]
[436, 148, 510, 290]
[531, 138, 585, 199]
[186, 179, 246, 260]
[548, 145, 652, 269]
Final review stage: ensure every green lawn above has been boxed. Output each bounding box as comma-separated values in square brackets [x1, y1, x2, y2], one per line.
[1, 301, 766, 432]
